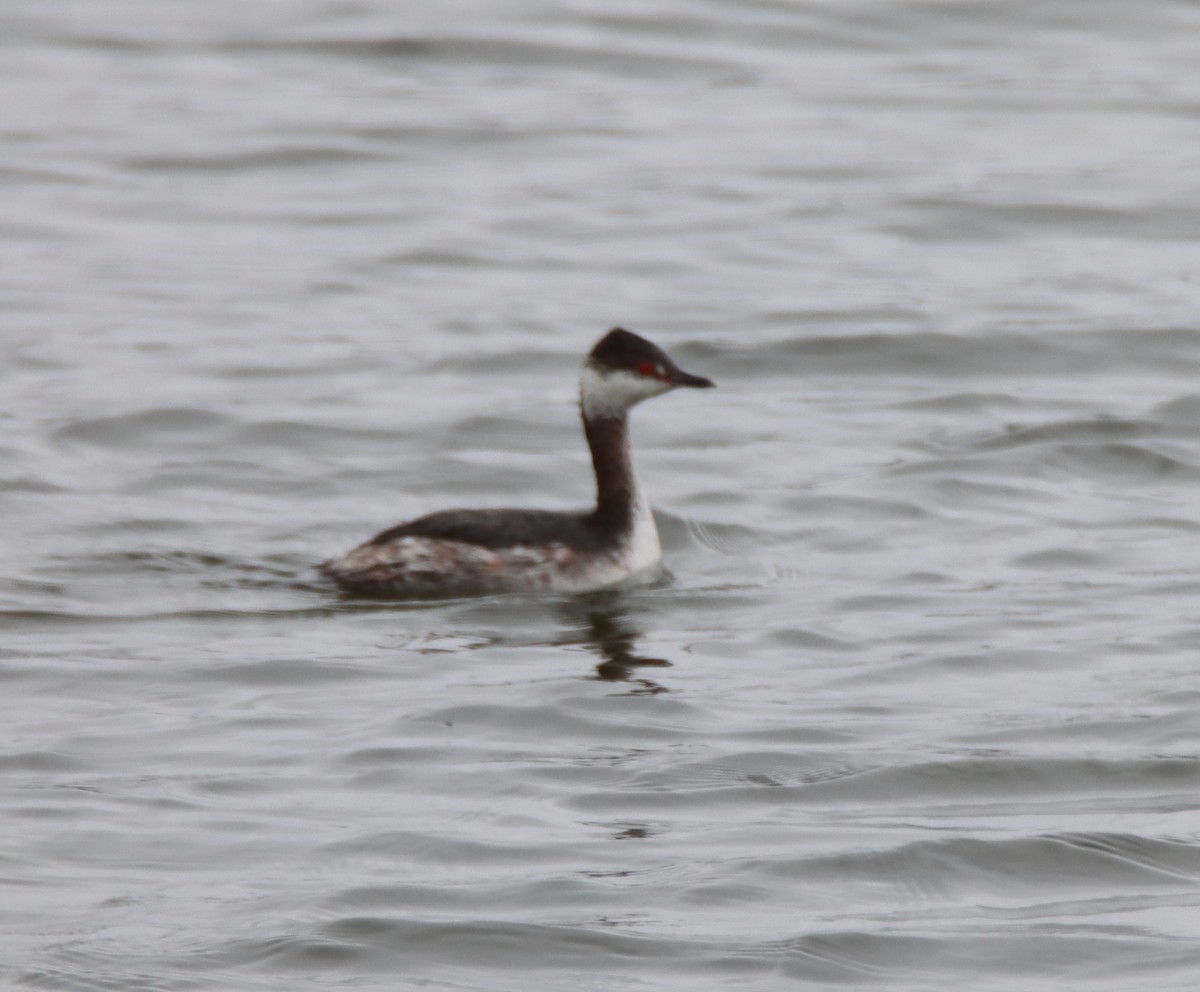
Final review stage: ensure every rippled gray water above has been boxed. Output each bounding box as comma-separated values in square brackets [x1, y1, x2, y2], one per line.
[5, 1, 1200, 989]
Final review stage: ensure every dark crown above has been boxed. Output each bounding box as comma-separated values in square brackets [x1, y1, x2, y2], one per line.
[587, 327, 671, 373]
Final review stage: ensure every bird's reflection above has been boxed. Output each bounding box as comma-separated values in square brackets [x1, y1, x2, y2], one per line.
[558, 593, 672, 694]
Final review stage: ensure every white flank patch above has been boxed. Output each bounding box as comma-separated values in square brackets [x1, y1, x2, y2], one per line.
[537, 491, 662, 593]
[623, 490, 663, 575]
[580, 366, 671, 419]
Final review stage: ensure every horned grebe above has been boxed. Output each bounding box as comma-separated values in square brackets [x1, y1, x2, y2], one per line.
[321, 328, 714, 596]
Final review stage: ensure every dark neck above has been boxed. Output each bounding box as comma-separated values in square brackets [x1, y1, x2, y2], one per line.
[583, 412, 637, 533]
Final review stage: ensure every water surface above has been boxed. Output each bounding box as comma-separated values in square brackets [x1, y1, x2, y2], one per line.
[5, 1, 1200, 989]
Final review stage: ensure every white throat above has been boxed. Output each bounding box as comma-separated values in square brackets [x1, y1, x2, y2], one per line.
[580, 365, 671, 419]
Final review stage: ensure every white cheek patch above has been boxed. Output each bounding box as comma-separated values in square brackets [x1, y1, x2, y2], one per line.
[580, 366, 671, 418]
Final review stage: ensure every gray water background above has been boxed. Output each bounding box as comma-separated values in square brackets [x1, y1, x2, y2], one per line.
[5, 1, 1200, 989]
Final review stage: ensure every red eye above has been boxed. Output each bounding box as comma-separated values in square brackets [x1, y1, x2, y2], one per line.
[637, 361, 655, 377]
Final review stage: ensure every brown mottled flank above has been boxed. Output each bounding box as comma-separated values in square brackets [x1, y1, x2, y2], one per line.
[321, 536, 604, 596]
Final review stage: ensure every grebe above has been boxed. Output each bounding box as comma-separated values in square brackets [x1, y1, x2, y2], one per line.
[321, 328, 714, 596]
